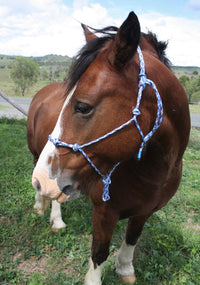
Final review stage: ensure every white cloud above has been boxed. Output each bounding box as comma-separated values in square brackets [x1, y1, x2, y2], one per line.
[139, 12, 200, 66]
[0, 5, 9, 17]
[0, 0, 80, 56]
[0, 1, 119, 58]
[73, 3, 114, 27]
[0, 1, 199, 66]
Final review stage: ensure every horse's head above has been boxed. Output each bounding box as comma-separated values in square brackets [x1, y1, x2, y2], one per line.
[32, 12, 158, 202]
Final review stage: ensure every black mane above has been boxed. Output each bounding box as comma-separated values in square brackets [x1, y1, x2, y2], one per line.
[66, 26, 171, 92]
[66, 26, 116, 92]
[142, 31, 171, 69]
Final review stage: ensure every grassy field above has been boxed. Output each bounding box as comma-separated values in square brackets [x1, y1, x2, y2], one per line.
[0, 53, 199, 100]
[172, 66, 200, 78]
[0, 105, 12, 111]
[0, 68, 56, 98]
[0, 54, 71, 98]
[189, 104, 200, 114]
[0, 118, 200, 285]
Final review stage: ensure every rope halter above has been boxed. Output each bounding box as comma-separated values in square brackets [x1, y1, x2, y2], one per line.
[48, 46, 163, 201]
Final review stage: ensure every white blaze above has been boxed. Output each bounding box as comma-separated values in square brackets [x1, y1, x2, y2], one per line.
[32, 86, 77, 198]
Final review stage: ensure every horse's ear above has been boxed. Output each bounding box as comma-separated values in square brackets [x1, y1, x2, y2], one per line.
[109, 12, 140, 70]
[81, 23, 98, 42]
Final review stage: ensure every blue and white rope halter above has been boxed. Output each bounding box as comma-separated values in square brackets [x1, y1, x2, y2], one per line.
[48, 46, 163, 202]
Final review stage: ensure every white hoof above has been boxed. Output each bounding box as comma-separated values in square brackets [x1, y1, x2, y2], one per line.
[35, 209, 44, 216]
[50, 200, 66, 230]
[33, 192, 49, 215]
[121, 274, 136, 284]
[50, 218, 66, 230]
[116, 241, 136, 283]
[85, 258, 103, 285]
[33, 200, 44, 215]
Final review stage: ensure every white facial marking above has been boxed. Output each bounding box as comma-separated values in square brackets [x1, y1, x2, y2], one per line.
[116, 240, 135, 277]
[33, 85, 77, 178]
[32, 85, 77, 199]
[51, 85, 77, 139]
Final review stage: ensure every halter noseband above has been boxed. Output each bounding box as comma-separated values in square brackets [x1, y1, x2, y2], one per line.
[48, 46, 163, 202]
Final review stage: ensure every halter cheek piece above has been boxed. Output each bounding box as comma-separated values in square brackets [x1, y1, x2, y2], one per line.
[49, 46, 163, 202]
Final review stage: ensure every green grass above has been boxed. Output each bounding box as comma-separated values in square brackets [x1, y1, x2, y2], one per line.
[0, 105, 11, 110]
[189, 104, 200, 114]
[0, 119, 199, 285]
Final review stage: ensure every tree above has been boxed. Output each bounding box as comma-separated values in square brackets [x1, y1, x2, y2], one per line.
[179, 75, 200, 103]
[184, 77, 200, 103]
[11, 57, 39, 96]
[192, 70, 198, 76]
[179, 75, 189, 88]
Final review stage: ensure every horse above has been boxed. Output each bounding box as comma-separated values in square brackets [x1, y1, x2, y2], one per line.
[27, 22, 168, 231]
[29, 11, 190, 285]
[27, 23, 108, 230]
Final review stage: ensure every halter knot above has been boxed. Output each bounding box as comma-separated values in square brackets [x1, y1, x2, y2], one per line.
[72, 143, 80, 152]
[102, 175, 112, 202]
[139, 73, 147, 88]
[49, 135, 61, 147]
[132, 108, 141, 117]
[102, 175, 111, 186]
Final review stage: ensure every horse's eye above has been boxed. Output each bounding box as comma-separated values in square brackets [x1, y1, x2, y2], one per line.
[74, 101, 93, 115]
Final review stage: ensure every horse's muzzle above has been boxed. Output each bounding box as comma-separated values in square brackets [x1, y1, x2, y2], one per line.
[32, 173, 62, 200]
[57, 184, 80, 203]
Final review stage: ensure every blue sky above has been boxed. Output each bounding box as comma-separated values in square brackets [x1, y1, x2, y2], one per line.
[0, 0, 200, 66]
[63, 0, 200, 19]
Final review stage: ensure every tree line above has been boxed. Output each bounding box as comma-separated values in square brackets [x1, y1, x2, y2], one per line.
[179, 72, 200, 103]
[10, 56, 200, 102]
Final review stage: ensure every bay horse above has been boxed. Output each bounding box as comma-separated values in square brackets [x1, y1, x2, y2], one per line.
[28, 12, 190, 284]
[27, 20, 169, 231]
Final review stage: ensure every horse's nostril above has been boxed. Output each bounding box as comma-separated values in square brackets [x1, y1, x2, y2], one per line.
[33, 178, 41, 192]
[62, 185, 73, 195]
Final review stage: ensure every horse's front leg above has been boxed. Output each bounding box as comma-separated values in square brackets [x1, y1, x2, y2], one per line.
[33, 191, 49, 215]
[116, 214, 150, 284]
[85, 205, 119, 285]
[34, 192, 66, 230]
[50, 200, 66, 231]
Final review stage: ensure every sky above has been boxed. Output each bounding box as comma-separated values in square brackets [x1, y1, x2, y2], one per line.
[0, 0, 200, 66]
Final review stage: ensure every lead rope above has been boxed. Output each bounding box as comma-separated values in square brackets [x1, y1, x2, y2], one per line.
[49, 46, 163, 201]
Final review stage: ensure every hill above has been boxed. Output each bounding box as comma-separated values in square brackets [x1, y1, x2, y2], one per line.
[172, 66, 200, 78]
[0, 54, 72, 68]
[0, 54, 72, 97]
[31, 54, 72, 67]
[0, 54, 199, 98]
